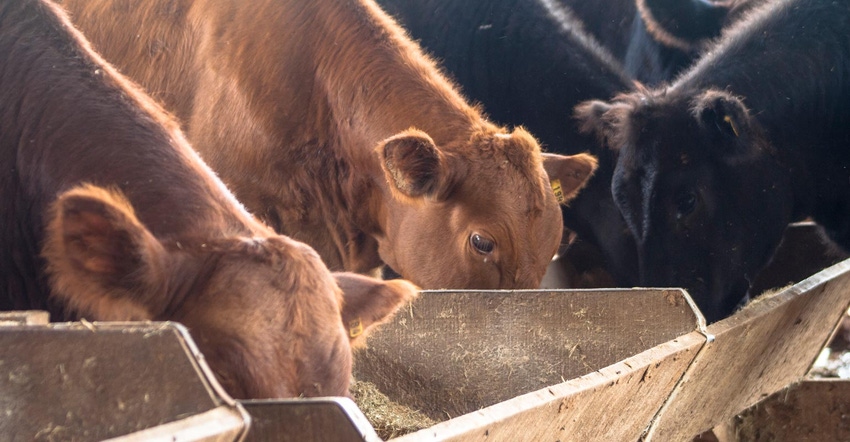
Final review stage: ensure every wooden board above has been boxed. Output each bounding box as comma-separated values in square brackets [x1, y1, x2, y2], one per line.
[241, 398, 380, 442]
[735, 379, 850, 441]
[4, 222, 836, 441]
[346, 288, 705, 442]
[353, 289, 701, 421]
[644, 259, 850, 440]
[0, 310, 49, 325]
[0, 321, 249, 441]
[107, 406, 247, 442]
[392, 331, 705, 442]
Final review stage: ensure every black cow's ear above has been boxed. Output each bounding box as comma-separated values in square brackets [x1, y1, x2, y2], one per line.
[575, 100, 615, 146]
[377, 128, 458, 201]
[575, 99, 637, 150]
[693, 90, 751, 144]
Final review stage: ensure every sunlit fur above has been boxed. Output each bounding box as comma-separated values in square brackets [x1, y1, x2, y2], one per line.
[3, 0, 416, 400]
[57, 0, 594, 289]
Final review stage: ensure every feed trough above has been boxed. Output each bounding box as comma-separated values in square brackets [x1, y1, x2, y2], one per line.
[0, 317, 250, 441]
[240, 287, 703, 442]
[240, 222, 850, 441]
[3, 223, 848, 441]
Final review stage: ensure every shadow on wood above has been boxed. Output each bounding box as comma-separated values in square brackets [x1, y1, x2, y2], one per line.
[735, 379, 850, 441]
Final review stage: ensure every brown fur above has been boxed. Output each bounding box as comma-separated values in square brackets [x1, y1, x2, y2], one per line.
[57, 0, 598, 289]
[3, 0, 416, 400]
[333, 272, 419, 347]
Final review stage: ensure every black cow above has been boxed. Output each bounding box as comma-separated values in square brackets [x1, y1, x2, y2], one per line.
[563, 0, 758, 85]
[576, 0, 850, 322]
[377, 0, 640, 286]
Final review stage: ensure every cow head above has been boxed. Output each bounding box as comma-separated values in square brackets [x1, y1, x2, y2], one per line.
[374, 127, 597, 289]
[42, 184, 417, 399]
[576, 88, 793, 322]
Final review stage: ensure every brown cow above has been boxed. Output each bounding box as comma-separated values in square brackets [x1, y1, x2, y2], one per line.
[57, 0, 599, 290]
[2, 0, 416, 400]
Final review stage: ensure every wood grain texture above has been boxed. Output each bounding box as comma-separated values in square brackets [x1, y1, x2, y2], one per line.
[645, 259, 850, 441]
[354, 289, 700, 421]
[392, 331, 705, 442]
[0, 322, 247, 441]
[107, 406, 247, 442]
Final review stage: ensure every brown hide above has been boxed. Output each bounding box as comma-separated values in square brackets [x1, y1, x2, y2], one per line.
[57, 0, 598, 289]
[2, 0, 415, 399]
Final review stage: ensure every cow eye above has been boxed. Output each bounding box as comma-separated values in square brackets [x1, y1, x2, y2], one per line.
[470, 233, 495, 255]
[675, 191, 698, 219]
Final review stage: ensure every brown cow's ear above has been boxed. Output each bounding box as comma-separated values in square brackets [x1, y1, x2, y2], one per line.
[42, 184, 164, 320]
[542, 153, 599, 205]
[333, 272, 419, 347]
[377, 129, 456, 201]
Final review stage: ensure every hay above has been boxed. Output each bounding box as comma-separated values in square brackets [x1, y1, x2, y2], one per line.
[351, 379, 436, 440]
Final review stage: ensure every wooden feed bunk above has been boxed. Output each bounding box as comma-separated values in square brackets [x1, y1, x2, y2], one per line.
[1, 222, 848, 441]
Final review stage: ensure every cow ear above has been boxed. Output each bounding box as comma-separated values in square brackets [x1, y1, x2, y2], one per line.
[542, 153, 599, 205]
[693, 90, 751, 145]
[575, 100, 622, 148]
[42, 184, 164, 320]
[333, 272, 419, 347]
[377, 129, 457, 201]
[638, 0, 729, 50]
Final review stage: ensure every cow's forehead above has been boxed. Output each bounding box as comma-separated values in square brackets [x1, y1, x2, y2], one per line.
[455, 135, 545, 198]
[626, 106, 703, 164]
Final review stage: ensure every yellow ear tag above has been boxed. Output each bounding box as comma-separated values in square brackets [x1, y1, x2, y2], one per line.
[723, 115, 740, 137]
[551, 179, 566, 204]
[349, 318, 363, 338]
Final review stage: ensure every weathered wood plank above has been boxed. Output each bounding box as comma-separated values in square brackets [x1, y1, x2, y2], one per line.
[354, 289, 701, 421]
[645, 259, 850, 441]
[393, 331, 705, 442]
[107, 406, 247, 442]
[0, 321, 247, 441]
[0, 310, 49, 326]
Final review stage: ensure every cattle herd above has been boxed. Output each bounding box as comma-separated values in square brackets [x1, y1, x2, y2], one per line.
[1, 0, 848, 405]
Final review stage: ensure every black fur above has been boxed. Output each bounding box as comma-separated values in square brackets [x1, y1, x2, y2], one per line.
[577, 0, 850, 322]
[563, 0, 755, 85]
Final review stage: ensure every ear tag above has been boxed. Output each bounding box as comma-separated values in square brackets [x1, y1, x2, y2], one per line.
[551, 179, 566, 203]
[723, 115, 740, 137]
[349, 318, 364, 338]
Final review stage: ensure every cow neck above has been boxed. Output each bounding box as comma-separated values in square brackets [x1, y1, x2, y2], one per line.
[7, 0, 266, 246]
[209, 0, 497, 271]
[219, 0, 488, 169]
[667, 0, 850, 230]
[671, 0, 850, 208]
[309, 0, 492, 242]
[156, 245, 222, 320]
